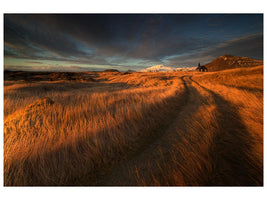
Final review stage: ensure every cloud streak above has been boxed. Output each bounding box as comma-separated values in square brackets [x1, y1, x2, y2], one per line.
[164, 33, 263, 67]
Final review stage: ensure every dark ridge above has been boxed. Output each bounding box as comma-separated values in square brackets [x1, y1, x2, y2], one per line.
[103, 69, 120, 72]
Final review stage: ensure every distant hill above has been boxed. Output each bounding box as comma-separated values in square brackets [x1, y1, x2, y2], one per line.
[126, 69, 136, 72]
[140, 56, 263, 73]
[103, 69, 120, 72]
[141, 65, 198, 72]
[205, 55, 263, 72]
[175, 67, 196, 71]
[140, 65, 174, 72]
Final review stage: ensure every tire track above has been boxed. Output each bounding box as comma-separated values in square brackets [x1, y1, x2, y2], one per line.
[76, 75, 262, 186]
[5, 73, 262, 186]
[93, 76, 208, 186]
[76, 77, 192, 185]
[189, 76, 263, 186]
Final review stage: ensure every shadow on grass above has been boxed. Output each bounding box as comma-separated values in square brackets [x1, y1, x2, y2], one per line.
[4, 78, 187, 186]
[189, 76, 263, 186]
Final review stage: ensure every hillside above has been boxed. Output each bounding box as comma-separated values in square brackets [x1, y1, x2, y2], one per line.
[205, 55, 263, 72]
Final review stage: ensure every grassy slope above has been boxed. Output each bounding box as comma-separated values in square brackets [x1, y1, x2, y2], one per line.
[4, 66, 263, 186]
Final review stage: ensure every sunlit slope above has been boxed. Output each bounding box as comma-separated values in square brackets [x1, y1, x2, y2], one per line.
[194, 65, 263, 90]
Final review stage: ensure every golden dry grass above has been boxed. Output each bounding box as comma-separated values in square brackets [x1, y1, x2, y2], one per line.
[4, 66, 263, 186]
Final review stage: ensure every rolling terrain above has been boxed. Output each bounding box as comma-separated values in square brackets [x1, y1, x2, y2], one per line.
[4, 64, 263, 186]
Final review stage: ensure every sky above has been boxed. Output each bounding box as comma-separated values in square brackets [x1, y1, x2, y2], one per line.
[4, 14, 263, 71]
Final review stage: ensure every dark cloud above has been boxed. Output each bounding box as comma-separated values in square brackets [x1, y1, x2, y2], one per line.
[4, 14, 263, 71]
[210, 33, 263, 59]
[165, 33, 263, 67]
[5, 16, 90, 59]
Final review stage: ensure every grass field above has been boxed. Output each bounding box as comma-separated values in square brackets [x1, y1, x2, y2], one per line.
[4, 65, 263, 186]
